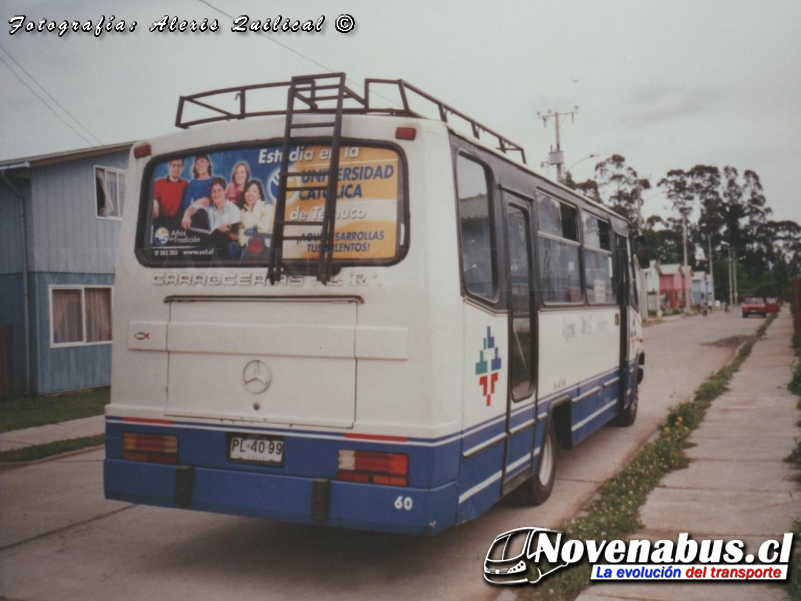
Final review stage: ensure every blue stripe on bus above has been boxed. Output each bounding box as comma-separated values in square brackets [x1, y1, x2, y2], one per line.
[105, 359, 639, 533]
[104, 359, 635, 452]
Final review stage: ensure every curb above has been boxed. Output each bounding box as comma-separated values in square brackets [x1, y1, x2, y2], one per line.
[0, 443, 105, 471]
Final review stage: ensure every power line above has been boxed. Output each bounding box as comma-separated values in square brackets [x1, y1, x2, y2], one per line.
[0, 53, 98, 149]
[197, 0, 337, 74]
[196, 0, 401, 108]
[0, 46, 128, 170]
[0, 43, 105, 147]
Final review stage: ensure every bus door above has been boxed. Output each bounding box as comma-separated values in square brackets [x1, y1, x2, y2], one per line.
[615, 234, 630, 411]
[501, 197, 538, 492]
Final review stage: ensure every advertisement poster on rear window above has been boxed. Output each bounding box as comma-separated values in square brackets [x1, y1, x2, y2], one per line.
[145, 144, 402, 263]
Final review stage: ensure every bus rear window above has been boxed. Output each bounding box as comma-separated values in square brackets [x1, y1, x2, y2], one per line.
[140, 143, 404, 266]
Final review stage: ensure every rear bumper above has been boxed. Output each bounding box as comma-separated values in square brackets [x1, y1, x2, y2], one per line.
[104, 459, 458, 535]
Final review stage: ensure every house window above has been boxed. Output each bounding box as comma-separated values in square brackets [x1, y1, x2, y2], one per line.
[95, 166, 126, 219]
[50, 286, 113, 347]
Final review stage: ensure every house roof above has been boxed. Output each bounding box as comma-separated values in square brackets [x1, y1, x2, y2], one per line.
[660, 263, 682, 275]
[0, 142, 133, 171]
[660, 263, 693, 277]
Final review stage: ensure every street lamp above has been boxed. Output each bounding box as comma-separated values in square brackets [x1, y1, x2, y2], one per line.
[565, 153, 599, 175]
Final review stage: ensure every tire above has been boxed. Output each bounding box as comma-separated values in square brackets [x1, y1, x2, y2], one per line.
[614, 381, 638, 427]
[514, 420, 557, 506]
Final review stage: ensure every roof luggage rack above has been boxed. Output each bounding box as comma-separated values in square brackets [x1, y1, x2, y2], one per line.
[175, 73, 526, 163]
[174, 73, 527, 284]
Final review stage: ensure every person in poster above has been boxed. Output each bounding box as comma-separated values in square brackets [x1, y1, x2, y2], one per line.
[181, 176, 241, 258]
[181, 154, 214, 211]
[152, 157, 188, 230]
[226, 161, 250, 208]
[238, 179, 275, 256]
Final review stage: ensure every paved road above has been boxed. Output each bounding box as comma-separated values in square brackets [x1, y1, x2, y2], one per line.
[0, 310, 766, 601]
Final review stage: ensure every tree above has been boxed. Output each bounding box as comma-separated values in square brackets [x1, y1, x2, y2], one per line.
[643, 215, 682, 264]
[659, 163, 799, 301]
[657, 169, 695, 216]
[593, 155, 651, 228]
[687, 165, 725, 249]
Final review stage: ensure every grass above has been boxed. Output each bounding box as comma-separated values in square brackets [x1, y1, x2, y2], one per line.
[0, 387, 109, 432]
[520, 316, 772, 601]
[756, 313, 777, 338]
[0, 434, 105, 464]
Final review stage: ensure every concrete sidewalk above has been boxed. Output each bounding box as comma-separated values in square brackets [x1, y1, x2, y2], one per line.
[576, 310, 799, 601]
[0, 414, 105, 453]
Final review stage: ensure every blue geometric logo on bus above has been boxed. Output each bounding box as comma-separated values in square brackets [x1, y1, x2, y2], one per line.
[475, 326, 502, 406]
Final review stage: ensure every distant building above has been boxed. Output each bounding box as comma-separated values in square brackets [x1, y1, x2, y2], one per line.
[0, 143, 131, 396]
[692, 270, 712, 306]
[659, 263, 694, 310]
[640, 260, 663, 314]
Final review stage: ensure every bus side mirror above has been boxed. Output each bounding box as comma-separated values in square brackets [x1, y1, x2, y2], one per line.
[635, 235, 649, 266]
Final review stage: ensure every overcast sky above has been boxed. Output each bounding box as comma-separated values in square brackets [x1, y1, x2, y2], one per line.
[2, 0, 799, 225]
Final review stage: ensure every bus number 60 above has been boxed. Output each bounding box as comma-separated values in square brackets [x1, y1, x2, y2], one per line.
[394, 496, 413, 511]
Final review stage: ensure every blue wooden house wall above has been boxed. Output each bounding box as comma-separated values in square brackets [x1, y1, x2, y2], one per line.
[0, 180, 30, 396]
[0, 145, 130, 396]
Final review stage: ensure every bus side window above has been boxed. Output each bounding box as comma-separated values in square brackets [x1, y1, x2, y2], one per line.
[582, 215, 614, 304]
[456, 156, 495, 300]
[628, 241, 638, 308]
[507, 204, 534, 399]
[536, 194, 581, 304]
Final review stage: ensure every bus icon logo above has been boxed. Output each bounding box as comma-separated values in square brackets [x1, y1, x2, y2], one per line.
[243, 360, 272, 394]
[484, 527, 568, 585]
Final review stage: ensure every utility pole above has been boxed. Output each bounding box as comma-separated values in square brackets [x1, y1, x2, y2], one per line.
[733, 250, 738, 304]
[681, 210, 691, 313]
[537, 107, 579, 183]
[634, 189, 649, 321]
[728, 246, 734, 306]
[708, 236, 715, 307]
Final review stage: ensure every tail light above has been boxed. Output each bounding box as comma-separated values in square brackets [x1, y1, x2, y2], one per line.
[123, 433, 178, 464]
[337, 450, 408, 486]
[133, 144, 151, 158]
[247, 236, 266, 255]
[395, 127, 417, 141]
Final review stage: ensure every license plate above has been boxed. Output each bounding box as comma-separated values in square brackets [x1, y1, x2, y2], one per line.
[228, 435, 284, 466]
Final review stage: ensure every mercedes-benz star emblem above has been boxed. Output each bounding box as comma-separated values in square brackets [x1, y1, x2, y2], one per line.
[243, 360, 272, 394]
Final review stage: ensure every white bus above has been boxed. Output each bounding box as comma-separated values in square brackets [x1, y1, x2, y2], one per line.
[104, 73, 644, 535]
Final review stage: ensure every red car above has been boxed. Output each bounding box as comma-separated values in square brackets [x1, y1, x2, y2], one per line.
[741, 297, 767, 318]
[765, 297, 780, 314]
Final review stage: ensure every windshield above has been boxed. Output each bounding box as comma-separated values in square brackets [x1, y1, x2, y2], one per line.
[139, 142, 405, 267]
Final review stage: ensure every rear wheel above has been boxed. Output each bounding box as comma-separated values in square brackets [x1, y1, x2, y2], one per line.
[614, 381, 638, 427]
[513, 420, 557, 506]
